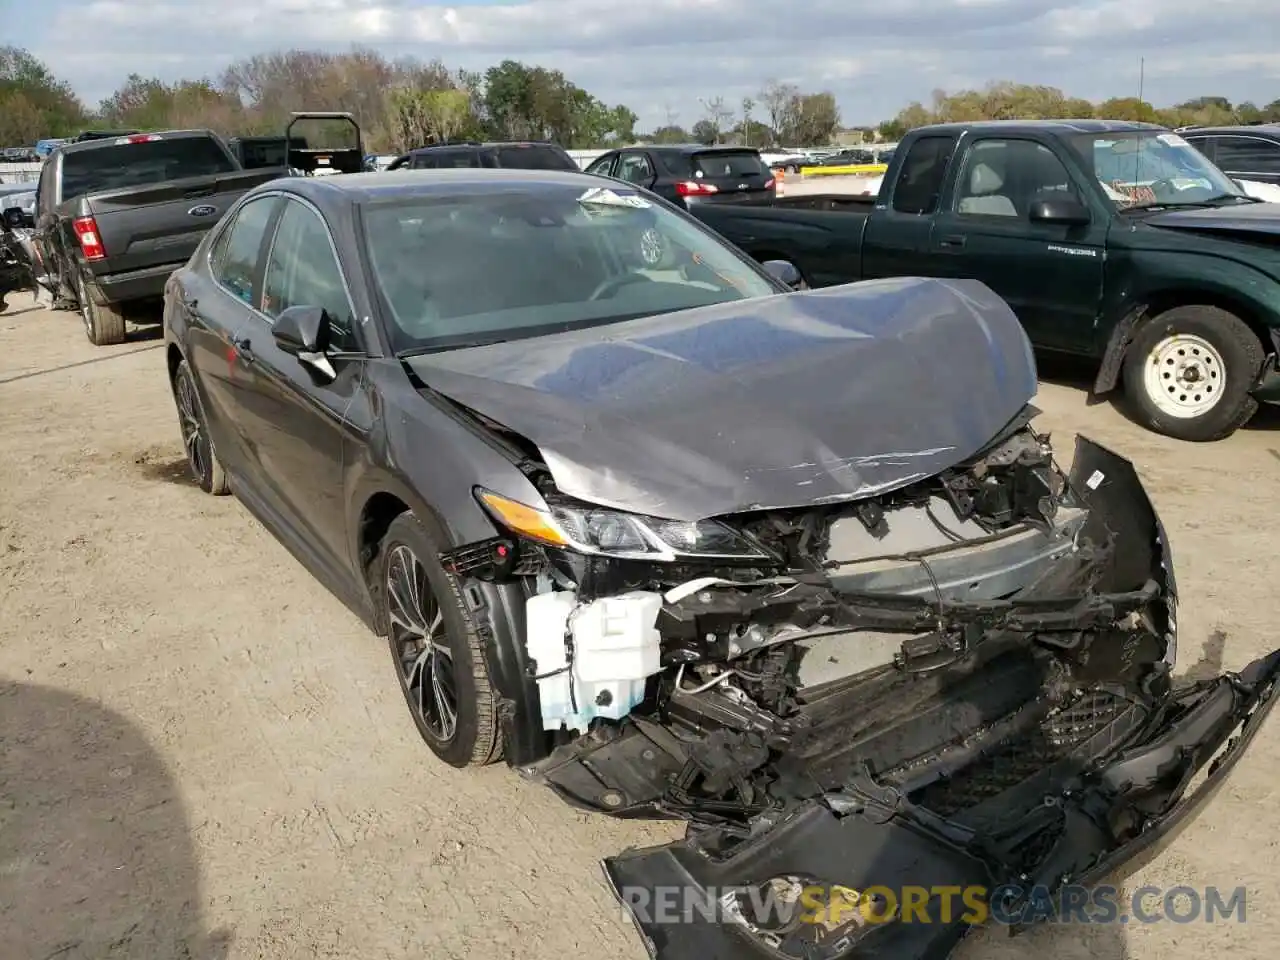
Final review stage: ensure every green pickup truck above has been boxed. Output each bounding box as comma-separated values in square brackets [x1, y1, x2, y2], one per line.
[689, 120, 1280, 442]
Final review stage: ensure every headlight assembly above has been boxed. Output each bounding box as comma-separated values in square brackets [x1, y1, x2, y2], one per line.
[476, 488, 771, 562]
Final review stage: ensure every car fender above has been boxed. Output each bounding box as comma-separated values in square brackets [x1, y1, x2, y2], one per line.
[1093, 248, 1280, 394]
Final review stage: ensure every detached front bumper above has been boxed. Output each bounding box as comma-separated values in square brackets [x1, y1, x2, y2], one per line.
[600, 437, 1279, 959]
[604, 648, 1280, 960]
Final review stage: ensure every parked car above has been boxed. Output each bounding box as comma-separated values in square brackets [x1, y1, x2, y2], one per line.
[1182, 124, 1280, 186]
[385, 140, 579, 172]
[584, 144, 775, 208]
[31, 130, 282, 344]
[162, 166, 1279, 960]
[689, 120, 1280, 442]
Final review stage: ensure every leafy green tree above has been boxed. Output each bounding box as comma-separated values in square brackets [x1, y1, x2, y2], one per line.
[0, 46, 87, 142]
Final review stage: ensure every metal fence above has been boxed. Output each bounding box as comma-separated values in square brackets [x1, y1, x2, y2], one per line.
[0, 163, 42, 184]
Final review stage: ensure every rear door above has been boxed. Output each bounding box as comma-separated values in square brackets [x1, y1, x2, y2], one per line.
[186, 193, 284, 480]
[688, 149, 775, 203]
[228, 196, 368, 577]
[861, 133, 958, 280]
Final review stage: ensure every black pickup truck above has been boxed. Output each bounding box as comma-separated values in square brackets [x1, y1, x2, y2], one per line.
[29, 130, 282, 345]
[690, 120, 1280, 442]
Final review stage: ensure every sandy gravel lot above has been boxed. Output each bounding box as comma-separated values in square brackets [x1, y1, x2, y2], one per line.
[2, 291, 1279, 960]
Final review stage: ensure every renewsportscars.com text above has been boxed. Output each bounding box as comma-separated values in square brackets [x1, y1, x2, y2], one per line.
[615, 883, 1248, 927]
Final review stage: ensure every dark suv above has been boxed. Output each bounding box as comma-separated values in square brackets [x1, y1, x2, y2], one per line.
[387, 140, 579, 172]
[585, 144, 775, 209]
[1181, 124, 1280, 186]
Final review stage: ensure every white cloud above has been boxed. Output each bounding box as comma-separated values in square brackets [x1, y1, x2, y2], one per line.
[24, 0, 1280, 128]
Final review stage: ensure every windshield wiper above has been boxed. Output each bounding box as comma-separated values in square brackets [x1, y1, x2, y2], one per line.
[397, 337, 513, 357]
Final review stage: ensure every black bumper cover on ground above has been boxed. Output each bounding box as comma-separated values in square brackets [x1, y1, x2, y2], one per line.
[602, 438, 1280, 959]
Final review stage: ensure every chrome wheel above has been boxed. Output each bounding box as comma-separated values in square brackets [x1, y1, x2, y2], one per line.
[387, 544, 457, 743]
[175, 370, 211, 483]
[1142, 333, 1225, 419]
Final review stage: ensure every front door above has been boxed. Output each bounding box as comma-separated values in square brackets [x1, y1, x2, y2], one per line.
[929, 137, 1105, 354]
[861, 134, 958, 281]
[228, 196, 369, 576]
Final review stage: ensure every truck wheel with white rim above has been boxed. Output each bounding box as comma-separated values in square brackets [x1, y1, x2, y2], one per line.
[1122, 305, 1263, 442]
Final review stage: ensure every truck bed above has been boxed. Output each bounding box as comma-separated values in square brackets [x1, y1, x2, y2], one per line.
[690, 195, 872, 287]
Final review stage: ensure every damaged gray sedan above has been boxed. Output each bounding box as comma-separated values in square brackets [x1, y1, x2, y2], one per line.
[163, 169, 1280, 960]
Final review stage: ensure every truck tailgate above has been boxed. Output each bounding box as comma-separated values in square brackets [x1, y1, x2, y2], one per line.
[81, 169, 282, 276]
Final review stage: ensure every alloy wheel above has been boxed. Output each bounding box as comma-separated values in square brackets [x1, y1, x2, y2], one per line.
[387, 544, 458, 743]
[175, 370, 211, 484]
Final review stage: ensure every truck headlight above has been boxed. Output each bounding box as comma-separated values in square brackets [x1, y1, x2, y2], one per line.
[477, 488, 771, 561]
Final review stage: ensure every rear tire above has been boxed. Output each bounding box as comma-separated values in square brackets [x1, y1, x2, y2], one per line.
[1122, 305, 1262, 442]
[172, 358, 230, 495]
[77, 273, 126, 346]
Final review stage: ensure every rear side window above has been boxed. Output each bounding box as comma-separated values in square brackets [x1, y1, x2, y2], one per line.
[692, 151, 768, 178]
[494, 145, 578, 171]
[60, 137, 238, 201]
[210, 196, 279, 305]
[891, 136, 957, 215]
[1211, 136, 1280, 175]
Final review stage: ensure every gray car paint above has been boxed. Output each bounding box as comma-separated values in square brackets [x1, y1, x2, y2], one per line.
[406, 275, 1037, 521]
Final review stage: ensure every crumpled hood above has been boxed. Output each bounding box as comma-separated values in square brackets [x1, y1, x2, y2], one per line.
[1145, 201, 1280, 236]
[405, 277, 1037, 521]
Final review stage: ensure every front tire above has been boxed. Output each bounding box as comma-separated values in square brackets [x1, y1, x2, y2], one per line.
[77, 273, 126, 346]
[1122, 305, 1263, 442]
[380, 513, 504, 768]
[172, 358, 229, 495]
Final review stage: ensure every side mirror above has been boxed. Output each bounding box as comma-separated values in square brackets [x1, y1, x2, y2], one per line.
[1028, 197, 1091, 226]
[761, 259, 803, 290]
[3, 207, 33, 230]
[271, 304, 336, 380]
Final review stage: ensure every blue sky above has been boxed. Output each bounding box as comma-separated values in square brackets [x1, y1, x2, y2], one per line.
[18, 0, 1280, 130]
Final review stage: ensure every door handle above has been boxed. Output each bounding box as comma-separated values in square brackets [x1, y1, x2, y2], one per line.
[938, 234, 967, 249]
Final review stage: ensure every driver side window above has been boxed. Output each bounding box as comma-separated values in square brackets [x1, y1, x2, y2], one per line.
[954, 139, 1078, 218]
[260, 200, 357, 350]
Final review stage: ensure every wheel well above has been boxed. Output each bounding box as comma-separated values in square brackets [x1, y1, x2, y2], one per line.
[1142, 289, 1273, 357]
[358, 492, 410, 578]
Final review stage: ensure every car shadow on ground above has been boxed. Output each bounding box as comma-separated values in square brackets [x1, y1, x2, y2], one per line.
[126, 324, 163, 343]
[0, 681, 232, 960]
[1035, 351, 1280, 435]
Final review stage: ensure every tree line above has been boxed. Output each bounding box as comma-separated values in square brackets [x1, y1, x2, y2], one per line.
[878, 82, 1280, 140]
[0, 45, 844, 152]
[3, 44, 1277, 153]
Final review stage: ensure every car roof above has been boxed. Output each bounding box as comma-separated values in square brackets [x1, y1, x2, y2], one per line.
[916, 119, 1165, 136]
[407, 141, 567, 154]
[272, 167, 615, 215]
[1179, 124, 1280, 138]
[640, 144, 761, 155]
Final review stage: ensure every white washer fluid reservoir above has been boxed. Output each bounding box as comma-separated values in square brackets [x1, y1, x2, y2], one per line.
[523, 590, 663, 733]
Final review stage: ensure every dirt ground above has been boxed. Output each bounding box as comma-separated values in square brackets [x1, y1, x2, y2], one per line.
[2, 289, 1279, 960]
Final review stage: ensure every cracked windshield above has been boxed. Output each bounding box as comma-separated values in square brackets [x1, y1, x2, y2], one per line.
[1070, 130, 1250, 208]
